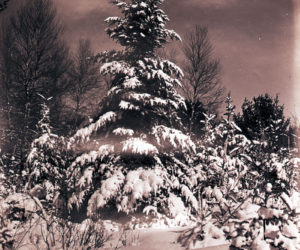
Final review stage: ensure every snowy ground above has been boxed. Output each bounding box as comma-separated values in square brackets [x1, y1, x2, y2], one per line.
[103, 227, 230, 250]
[101, 191, 300, 250]
[2, 190, 299, 249]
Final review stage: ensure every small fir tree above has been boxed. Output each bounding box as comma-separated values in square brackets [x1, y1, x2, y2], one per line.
[26, 95, 74, 218]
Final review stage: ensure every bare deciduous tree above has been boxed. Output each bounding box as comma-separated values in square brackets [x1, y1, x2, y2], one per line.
[65, 39, 102, 131]
[0, 0, 70, 158]
[182, 25, 225, 118]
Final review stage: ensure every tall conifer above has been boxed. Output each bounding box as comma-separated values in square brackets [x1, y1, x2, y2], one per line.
[68, 0, 198, 219]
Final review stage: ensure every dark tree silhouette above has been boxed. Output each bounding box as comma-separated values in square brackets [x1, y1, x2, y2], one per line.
[178, 99, 206, 138]
[182, 25, 225, 118]
[234, 93, 290, 151]
[64, 39, 102, 131]
[0, 0, 70, 159]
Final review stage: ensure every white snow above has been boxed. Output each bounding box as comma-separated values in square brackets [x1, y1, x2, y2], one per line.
[189, 222, 228, 249]
[258, 207, 284, 219]
[121, 137, 158, 155]
[280, 192, 294, 211]
[119, 100, 140, 110]
[274, 232, 298, 250]
[152, 125, 196, 153]
[235, 200, 260, 221]
[105, 16, 121, 23]
[113, 127, 134, 136]
[123, 76, 142, 89]
[72, 111, 117, 141]
[101, 61, 135, 77]
[71, 144, 115, 167]
[180, 185, 198, 210]
[87, 170, 125, 215]
[252, 233, 271, 250]
[139, 2, 147, 8]
[282, 221, 299, 238]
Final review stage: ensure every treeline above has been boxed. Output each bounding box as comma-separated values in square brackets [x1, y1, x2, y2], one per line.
[0, 0, 297, 166]
[0, 0, 223, 162]
[182, 92, 297, 152]
[0, 0, 106, 162]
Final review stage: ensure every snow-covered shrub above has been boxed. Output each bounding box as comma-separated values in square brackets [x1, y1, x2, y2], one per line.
[0, 193, 109, 249]
[224, 138, 300, 249]
[34, 216, 108, 249]
[0, 149, 26, 196]
[179, 99, 300, 249]
[178, 220, 227, 249]
[0, 193, 44, 249]
[26, 133, 74, 217]
[68, 151, 200, 224]
[237, 148, 300, 250]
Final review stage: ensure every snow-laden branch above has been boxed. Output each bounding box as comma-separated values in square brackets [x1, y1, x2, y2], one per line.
[70, 144, 115, 168]
[119, 100, 140, 111]
[113, 127, 134, 137]
[100, 61, 135, 77]
[152, 125, 196, 153]
[71, 111, 117, 142]
[121, 137, 158, 155]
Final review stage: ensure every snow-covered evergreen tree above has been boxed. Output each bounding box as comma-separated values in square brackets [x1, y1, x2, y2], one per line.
[72, 0, 188, 150]
[26, 96, 74, 217]
[67, 0, 197, 222]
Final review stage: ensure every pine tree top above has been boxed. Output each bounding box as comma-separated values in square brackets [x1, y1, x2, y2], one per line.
[70, 0, 195, 156]
[224, 92, 235, 121]
[105, 0, 181, 58]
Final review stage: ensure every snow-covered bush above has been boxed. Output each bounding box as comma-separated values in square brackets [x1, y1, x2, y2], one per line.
[0, 193, 44, 249]
[26, 134, 74, 217]
[179, 98, 300, 249]
[0, 149, 26, 197]
[0, 193, 109, 249]
[235, 148, 300, 250]
[178, 220, 227, 249]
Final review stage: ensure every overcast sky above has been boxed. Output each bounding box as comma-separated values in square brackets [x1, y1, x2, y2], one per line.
[4, 0, 298, 117]
[51, 0, 297, 116]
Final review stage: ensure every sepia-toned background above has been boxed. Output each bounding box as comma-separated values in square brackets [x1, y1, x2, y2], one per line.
[2, 0, 299, 115]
